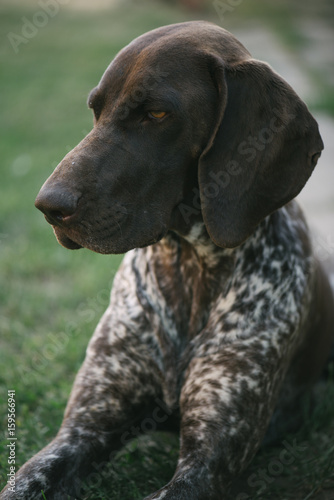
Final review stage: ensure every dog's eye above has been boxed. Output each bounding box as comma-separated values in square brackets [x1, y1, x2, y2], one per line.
[148, 111, 166, 120]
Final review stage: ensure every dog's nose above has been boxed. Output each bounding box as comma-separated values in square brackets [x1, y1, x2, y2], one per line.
[35, 185, 79, 225]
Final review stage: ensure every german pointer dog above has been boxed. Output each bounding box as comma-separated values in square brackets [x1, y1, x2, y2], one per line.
[2, 21, 334, 500]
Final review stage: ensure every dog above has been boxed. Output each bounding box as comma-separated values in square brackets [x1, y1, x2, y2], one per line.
[2, 21, 334, 500]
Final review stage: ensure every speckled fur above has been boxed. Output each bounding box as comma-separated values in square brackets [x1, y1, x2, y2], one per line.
[3, 203, 331, 500]
[2, 21, 333, 500]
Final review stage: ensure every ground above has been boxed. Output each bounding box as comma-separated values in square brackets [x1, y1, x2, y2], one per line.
[0, 1, 333, 499]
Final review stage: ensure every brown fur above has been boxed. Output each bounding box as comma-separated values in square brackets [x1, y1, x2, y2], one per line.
[1, 22, 333, 500]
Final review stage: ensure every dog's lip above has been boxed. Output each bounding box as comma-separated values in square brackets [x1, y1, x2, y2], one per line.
[53, 226, 82, 250]
[52, 217, 127, 252]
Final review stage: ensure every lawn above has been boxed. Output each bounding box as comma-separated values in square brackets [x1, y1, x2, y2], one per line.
[0, 0, 333, 498]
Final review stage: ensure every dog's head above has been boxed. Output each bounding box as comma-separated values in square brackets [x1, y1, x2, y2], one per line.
[35, 21, 323, 253]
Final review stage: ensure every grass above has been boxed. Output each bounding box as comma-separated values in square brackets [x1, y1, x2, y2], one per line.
[0, 1, 333, 498]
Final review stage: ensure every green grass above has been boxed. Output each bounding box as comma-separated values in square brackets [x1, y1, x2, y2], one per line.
[0, 1, 333, 498]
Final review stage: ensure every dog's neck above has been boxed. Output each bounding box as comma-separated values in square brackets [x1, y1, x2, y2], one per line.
[163, 222, 235, 270]
[163, 212, 274, 272]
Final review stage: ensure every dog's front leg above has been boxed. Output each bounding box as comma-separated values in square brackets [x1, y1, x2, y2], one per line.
[0, 284, 164, 499]
[145, 342, 289, 500]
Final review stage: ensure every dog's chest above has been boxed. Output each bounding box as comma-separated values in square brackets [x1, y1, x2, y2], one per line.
[130, 234, 234, 345]
[129, 208, 312, 350]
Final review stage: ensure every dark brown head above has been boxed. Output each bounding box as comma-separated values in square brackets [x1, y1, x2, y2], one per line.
[35, 21, 323, 253]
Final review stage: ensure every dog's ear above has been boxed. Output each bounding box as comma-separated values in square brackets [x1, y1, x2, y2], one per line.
[198, 56, 323, 248]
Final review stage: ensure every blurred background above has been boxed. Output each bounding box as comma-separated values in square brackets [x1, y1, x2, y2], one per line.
[0, 1, 333, 498]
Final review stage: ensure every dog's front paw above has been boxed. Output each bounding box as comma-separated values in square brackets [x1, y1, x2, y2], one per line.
[144, 480, 196, 500]
[144, 477, 221, 500]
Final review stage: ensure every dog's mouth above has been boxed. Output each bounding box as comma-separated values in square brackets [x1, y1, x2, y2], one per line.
[49, 207, 130, 253]
[52, 227, 83, 250]
[48, 205, 170, 254]
[51, 219, 129, 254]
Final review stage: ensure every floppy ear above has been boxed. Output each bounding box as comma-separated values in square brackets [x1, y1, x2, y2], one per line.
[198, 57, 324, 248]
